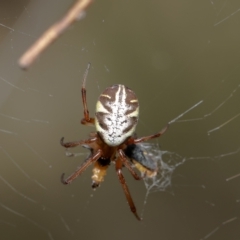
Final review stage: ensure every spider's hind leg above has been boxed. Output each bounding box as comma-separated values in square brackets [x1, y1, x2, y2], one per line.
[60, 136, 98, 149]
[81, 63, 95, 126]
[131, 124, 169, 144]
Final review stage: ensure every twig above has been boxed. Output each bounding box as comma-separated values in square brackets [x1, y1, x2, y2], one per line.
[18, 0, 93, 70]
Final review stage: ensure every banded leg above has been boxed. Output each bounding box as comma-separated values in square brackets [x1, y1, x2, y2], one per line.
[115, 158, 142, 221]
[118, 149, 141, 180]
[81, 63, 95, 126]
[60, 137, 97, 148]
[131, 124, 169, 144]
[61, 149, 102, 184]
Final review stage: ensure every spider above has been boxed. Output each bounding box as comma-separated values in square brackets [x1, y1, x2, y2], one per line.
[60, 63, 169, 220]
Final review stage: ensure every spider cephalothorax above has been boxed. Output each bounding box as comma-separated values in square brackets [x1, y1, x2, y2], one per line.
[61, 63, 168, 220]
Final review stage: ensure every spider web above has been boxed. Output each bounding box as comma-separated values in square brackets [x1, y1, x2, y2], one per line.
[0, 0, 240, 240]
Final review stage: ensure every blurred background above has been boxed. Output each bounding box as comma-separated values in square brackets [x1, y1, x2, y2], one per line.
[0, 0, 240, 239]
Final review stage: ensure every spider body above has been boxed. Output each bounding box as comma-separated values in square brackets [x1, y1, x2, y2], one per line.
[61, 63, 168, 220]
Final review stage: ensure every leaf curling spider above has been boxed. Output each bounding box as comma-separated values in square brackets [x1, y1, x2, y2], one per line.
[60, 63, 169, 221]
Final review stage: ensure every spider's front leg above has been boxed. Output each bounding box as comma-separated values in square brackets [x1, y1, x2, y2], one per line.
[115, 157, 142, 221]
[118, 149, 141, 180]
[61, 149, 102, 184]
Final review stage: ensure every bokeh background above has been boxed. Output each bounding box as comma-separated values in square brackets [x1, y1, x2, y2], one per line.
[0, 0, 240, 239]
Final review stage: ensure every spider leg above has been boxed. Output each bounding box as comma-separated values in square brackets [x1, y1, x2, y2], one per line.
[131, 123, 169, 144]
[60, 137, 97, 148]
[81, 63, 95, 126]
[115, 158, 142, 221]
[118, 149, 141, 180]
[65, 151, 85, 157]
[61, 149, 102, 184]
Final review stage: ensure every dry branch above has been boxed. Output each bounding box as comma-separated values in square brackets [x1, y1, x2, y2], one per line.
[18, 0, 93, 69]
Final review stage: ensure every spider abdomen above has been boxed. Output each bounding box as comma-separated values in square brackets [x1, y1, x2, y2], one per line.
[95, 84, 139, 147]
